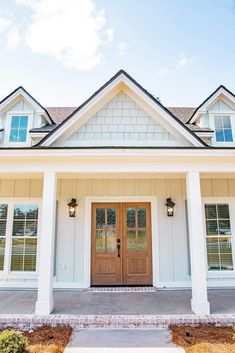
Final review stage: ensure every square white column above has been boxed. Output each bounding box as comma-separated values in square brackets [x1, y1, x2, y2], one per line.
[35, 172, 57, 315]
[186, 171, 210, 315]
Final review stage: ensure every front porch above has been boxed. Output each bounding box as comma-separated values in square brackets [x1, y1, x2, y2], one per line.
[0, 289, 234, 316]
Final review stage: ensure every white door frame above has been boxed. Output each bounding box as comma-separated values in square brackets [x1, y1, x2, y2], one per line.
[84, 196, 159, 288]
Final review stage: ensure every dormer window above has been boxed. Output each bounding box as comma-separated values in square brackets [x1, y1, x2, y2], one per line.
[9, 115, 29, 143]
[214, 115, 233, 142]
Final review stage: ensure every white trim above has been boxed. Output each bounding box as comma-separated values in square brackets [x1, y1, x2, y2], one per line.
[4, 112, 33, 147]
[202, 197, 235, 278]
[210, 113, 235, 147]
[84, 196, 159, 288]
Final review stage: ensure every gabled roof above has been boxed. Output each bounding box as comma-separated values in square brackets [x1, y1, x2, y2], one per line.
[37, 70, 207, 147]
[0, 86, 55, 124]
[187, 85, 235, 124]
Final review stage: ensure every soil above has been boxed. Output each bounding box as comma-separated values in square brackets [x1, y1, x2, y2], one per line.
[24, 325, 72, 348]
[170, 325, 235, 351]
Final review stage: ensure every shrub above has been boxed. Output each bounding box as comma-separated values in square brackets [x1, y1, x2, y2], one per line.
[0, 329, 28, 353]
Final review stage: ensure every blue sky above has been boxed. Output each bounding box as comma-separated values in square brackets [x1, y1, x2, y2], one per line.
[0, 0, 234, 107]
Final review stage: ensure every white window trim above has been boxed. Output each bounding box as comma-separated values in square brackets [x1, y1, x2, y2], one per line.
[202, 197, 235, 279]
[0, 198, 41, 279]
[209, 112, 235, 147]
[4, 112, 34, 147]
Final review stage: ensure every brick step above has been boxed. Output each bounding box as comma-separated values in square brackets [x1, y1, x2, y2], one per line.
[0, 314, 234, 330]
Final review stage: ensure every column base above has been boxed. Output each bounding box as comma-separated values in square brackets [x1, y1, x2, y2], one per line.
[191, 298, 210, 315]
[35, 299, 54, 315]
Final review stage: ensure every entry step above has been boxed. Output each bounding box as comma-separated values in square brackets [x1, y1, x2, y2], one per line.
[88, 287, 157, 293]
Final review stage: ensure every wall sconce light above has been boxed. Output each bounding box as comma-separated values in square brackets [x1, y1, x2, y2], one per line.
[165, 197, 175, 217]
[67, 198, 78, 217]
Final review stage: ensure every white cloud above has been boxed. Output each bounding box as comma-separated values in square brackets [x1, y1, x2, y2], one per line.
[14, 0, 114, 70]
[6, 25, 21, 49]
[157, 68, 171, 76]
[176, 52, 195, 69]
[117, 41, 127, 56]
[0, 18, 11, 32]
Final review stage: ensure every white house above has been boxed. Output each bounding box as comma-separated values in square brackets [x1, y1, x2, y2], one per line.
[0, 70, 234, 316]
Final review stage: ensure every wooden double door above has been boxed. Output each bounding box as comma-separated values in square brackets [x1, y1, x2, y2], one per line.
[91, 202, 152, 286]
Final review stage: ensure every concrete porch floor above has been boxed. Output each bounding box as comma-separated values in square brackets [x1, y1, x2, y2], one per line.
[0, 289, 234, 315]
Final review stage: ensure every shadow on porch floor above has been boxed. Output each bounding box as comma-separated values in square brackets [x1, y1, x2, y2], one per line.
[0, 289, 234, 315]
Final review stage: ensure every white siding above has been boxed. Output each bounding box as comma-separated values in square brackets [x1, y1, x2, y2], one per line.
[55, 178, 190, 285]
[62, 93, 181, 147]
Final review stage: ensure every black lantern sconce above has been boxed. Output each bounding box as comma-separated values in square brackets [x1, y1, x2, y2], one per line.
[67, 198, 78, 217]
[165, 197, 175, 217]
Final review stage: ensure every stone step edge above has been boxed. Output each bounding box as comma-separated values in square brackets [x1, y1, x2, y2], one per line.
[0, 314, 234, 330]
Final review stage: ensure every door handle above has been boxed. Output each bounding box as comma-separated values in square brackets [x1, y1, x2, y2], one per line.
[117, 239, 121, 257]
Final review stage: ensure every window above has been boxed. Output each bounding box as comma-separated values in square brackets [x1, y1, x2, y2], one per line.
[11, 204, 38, 271]
[214, 115, 233, 142]
[205, 203, 233, 271]
[0, 204, 8, 271]
[9, 115, 28, 143]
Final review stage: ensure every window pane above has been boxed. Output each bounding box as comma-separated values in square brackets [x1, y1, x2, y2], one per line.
[217, 204, 229, 219]
[220, 252, 233, 270]
[138, 208, 146, 228]
[96, 208, 105, 229]
[127, 229, 137, 252]
[126, 208, 136, 228]
[224, 129, 233, 142]
[215, 129, 224, 142]
[10, 116, 19, 129]
[9, 129, 18, 142]
[0, 204, 8, 219]
[18, 129, 27, 142]
[24, 238, 37, 271]
[223, 116, 231, 128]
[206, 220, 218, 236]
[0, 221, 7, 237]
[11, 238, 24, 271]
[19, 116, 28, 129]
[218, 220, 231, 235]
[12, 221, 25, 237]
[206, 238, 220, 270]
[0, 238, 5, 271]
[205, 204, 216, 219]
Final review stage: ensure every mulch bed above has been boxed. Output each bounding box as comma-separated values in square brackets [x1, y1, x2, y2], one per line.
[170, 325, 235, 352]
[25, 325, 72, 348]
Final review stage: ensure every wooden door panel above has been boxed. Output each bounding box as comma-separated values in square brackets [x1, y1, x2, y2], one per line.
[91, 203, 121, 285]
[122, 202, 152, 285]
[91, 202, 152, 286]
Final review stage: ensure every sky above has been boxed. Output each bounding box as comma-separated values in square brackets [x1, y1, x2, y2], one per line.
[0, 0, 234, 108]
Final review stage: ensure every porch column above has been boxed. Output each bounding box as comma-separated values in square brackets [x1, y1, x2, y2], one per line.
[186, 171, 210, 315]
[35, 172, 57, 315]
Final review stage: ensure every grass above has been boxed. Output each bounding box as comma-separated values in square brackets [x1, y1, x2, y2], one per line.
[170, 325, 235, 353]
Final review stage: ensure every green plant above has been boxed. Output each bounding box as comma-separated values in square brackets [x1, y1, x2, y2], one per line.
[0, 329, 28, 353]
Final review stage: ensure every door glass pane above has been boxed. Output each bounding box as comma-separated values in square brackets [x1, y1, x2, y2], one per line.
[96, 208, 105, 229]
[106, 229, 116, 253]
[138, 208, 146, 228]
[96, 230, 105, 253]
[107, 208, 116, 227]
[127, 229, 137, 252]
[126, 208, 136, 228]
[138, 230, 147, 251]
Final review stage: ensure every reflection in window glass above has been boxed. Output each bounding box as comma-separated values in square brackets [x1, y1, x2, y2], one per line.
[215, 116, 233, 142]
[205, 204, 233, 271]
[9, 116, 28, 143]
[11, 204, 39, 271]
[0, 204, 7, 271]
[95, 207, 117, 253]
